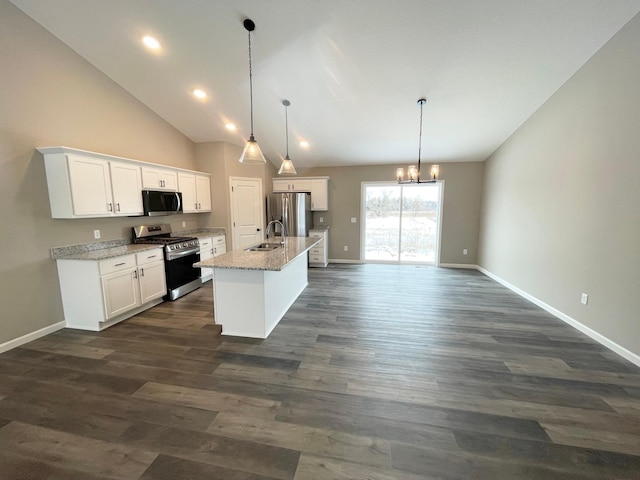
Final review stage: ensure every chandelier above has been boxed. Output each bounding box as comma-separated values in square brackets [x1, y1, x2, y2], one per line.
[396, 98, 439, 183]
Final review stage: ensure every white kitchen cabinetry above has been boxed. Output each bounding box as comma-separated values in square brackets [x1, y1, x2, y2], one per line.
[272, 176, 329, 211]
[43, 153, 143, 218]
[309, 229, 329, 267]
[109, 161, 144, 215]
[56, 248, 166, 331]
[199, 235, 226, 282]
[141, 166, 178, 191]
[310, 178, 329, 211]
[273, 179, 311, 192]
[40, 146, 212, 219]
[178, 172, 212, 213]
[136, 250, 166, 303]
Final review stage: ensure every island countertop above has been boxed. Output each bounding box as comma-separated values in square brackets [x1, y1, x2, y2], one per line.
[194, 236, 319, 271]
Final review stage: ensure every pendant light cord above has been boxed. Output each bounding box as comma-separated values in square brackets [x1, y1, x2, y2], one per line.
[417, 98, 424, 180]
[248, 29, 255, 137]
[285, 104, 289, 158]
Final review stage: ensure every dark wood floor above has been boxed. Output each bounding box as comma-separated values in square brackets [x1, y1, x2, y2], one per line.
[1, 264, 639, 479]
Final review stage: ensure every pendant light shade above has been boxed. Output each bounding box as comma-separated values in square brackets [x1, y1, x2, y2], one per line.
[239, 18, 266, 164]
[278, 99, 297, 175]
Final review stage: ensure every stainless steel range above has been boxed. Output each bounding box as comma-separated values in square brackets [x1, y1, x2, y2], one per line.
[132, 224, 201, 300]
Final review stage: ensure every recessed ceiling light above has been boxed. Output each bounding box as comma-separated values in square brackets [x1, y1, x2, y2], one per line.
[225, 123, 236, 131]
[142, 35, 160, 50]
[193, 89, 207, 99]
[299, 140, 310, 148]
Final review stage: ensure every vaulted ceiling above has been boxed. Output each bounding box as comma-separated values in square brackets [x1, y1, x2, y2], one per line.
[10, 0, 640, 168]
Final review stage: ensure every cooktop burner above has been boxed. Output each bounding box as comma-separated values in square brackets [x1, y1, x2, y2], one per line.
[132, 224, 199, 252]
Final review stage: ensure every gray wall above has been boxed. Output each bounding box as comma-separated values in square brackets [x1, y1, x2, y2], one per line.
[479, 13, 640, 356]
[0, 1, 203, 345]
[195, 141, 277, 247]
[298, 162, 484, 264]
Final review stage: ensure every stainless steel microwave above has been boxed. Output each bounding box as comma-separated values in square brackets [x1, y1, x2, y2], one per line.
[142, 190, 183, 216]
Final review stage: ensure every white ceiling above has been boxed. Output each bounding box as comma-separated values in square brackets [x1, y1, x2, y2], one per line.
[9, 0, 640, 168]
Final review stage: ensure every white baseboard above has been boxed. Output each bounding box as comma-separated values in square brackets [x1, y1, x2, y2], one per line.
[477, 266, 640, 368]
[328, 259, 362, 264]
[0, 321, 65, 354]
[439, 263, 479, 269]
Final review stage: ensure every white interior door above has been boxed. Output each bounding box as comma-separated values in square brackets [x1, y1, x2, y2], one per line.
[230, 177, 264, 250]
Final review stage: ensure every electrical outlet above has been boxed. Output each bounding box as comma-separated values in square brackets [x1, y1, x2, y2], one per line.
[343, 245, 349, 252]
[93, 229, 100, 239]
[463, 249, 468, 255]
[351, 217, 357, 223]
[581, 293, 589, 305]
[181, 221, 186, 228]
[319, 216, 324, 223]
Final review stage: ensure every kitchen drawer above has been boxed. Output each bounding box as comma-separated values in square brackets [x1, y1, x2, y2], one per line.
[199, 237, 213, 248]
[310, 246, 323, 255]
[309, 231, 324, 239]
[99, 254, 136, 275]
[212, 235, 225, 246]
[136, 249, 163, 266]
[309, 253, 324, 263]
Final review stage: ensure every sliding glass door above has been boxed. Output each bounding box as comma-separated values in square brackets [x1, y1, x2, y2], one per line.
[362, 182, 442, 264]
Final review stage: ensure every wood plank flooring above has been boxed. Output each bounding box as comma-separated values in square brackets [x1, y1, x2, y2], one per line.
[1, 264, 639, 479]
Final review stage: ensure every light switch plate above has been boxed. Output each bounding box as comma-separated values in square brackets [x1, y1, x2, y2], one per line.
[351, 217, 357, 223]
[93, 230, 100, 239]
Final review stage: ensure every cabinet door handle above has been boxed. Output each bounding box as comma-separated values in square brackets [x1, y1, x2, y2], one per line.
[116, 203, 121, 212]
[133, 270, 138, 279]
[108, 203, 113, 212]
[140, 268, 145, 277]
[115, 262, 125, 267]
[195, 203, 198, 210]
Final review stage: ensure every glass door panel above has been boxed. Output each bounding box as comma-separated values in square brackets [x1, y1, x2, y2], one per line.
[363, 185, 401, 261]
[400, 185, 439, 263]
[363, 183, 441, 264]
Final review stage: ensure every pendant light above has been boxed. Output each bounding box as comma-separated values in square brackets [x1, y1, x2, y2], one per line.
[396, 98, 439, 183]
[278, 99, 297, 175]
[239, 18, 266, 164]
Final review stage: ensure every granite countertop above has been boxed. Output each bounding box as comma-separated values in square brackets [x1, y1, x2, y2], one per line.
[174, 227, 226, 239]
[51, 226, 226, 261]
[194, 236, 320, 272]
[310, 225, 330, 231]
[53, 243, 162, 261]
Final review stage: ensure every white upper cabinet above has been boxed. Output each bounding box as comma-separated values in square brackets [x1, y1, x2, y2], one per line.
[39, 147, 212, 219]
[195, 174, 212, 211]
[66, 154, 113, 216]
[310, 178, 329, 211]
[273, 179, 311, 192]
[109, 161, 143, 215]
[272, 176, 329, 211]
[178, 172, 211, 213]
[141, 166, 178, 191]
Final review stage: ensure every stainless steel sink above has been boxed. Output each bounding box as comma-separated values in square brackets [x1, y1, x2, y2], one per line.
[245, 242, 282, 252]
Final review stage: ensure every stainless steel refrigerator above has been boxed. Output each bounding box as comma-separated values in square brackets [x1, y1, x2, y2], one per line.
[267, 192, 312, 237]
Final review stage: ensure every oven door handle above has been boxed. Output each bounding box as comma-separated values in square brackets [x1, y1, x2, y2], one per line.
[166, 248, 200, 260]
[175, 192, 181, 213]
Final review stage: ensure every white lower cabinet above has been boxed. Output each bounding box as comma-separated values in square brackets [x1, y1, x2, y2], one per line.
[199, 235, 226, 283]
[309, 229, 329, 267]
[57, 248, 166, 330]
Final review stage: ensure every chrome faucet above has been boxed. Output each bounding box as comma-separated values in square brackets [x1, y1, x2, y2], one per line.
[266, 220, 285, 245]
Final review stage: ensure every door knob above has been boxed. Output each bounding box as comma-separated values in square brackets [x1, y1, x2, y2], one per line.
[256, 228, 261, 231]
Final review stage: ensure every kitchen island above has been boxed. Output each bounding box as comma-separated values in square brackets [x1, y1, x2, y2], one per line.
[194, 236, 320, 338]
